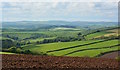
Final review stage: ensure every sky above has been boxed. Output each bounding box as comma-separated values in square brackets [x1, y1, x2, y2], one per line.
[1, 1, 119, 22]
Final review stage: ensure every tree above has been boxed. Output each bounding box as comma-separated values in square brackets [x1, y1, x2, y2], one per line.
[77, 32, 82, 36]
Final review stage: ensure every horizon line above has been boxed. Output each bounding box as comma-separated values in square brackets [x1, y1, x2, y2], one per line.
[2, 20, 118, 22]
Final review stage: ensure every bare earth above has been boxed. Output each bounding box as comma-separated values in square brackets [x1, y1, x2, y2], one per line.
[100, 51, 120, 59]
[1, 54, 120, 70]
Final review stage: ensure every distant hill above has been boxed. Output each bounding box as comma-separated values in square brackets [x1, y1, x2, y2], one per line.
[2, 21, 118, 29]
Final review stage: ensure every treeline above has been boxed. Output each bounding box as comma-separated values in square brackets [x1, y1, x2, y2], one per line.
[3, 33, 51, 41]
[2, 34, 19, 40]
[23, 34, 50, 40]
[36, 36, 85, 44]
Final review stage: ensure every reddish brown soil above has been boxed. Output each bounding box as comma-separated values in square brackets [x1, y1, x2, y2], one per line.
[100, 51, 120, 59]
[1, 54, 120, 70]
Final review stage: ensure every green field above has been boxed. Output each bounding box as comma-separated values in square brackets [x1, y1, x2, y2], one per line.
[67, 47, 118, 57]
[47, 39, 118, 56]
[0, 52, 15, 54]
[22, 40, 101, 53]
[85, 32, 108, 39]
[22, 39, 119, 57]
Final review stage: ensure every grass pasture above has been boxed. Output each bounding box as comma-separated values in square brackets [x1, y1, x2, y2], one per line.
[22, 39, 119, 57]
[67, 46, 118, 57]
[47, 39, 118, 56]
[22, 40, 101, 53]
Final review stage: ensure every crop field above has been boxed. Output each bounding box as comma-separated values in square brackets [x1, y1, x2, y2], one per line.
[86, 28, 119, 39]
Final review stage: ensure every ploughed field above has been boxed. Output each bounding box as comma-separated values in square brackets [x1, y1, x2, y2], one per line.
[100, 51, 120, 59]
[2, 54, 119, 69]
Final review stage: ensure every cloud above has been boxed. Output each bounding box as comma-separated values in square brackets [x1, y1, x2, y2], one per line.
[1, 2, 118, 21]
[0, 0, 119, 2]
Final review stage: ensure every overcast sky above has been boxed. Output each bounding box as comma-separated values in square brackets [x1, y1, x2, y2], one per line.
[1, 1, 118, 22]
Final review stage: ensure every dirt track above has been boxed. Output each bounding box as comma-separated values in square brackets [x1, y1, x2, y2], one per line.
[1, 54, 120, 70]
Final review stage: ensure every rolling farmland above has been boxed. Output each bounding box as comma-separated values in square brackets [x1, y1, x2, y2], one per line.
[1, 2, 119, 69]
[1, 21, 119, 69]
[2, 27, 119, 58]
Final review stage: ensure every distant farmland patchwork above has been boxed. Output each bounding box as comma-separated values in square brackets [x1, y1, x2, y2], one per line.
[1, 21, 119, 59]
